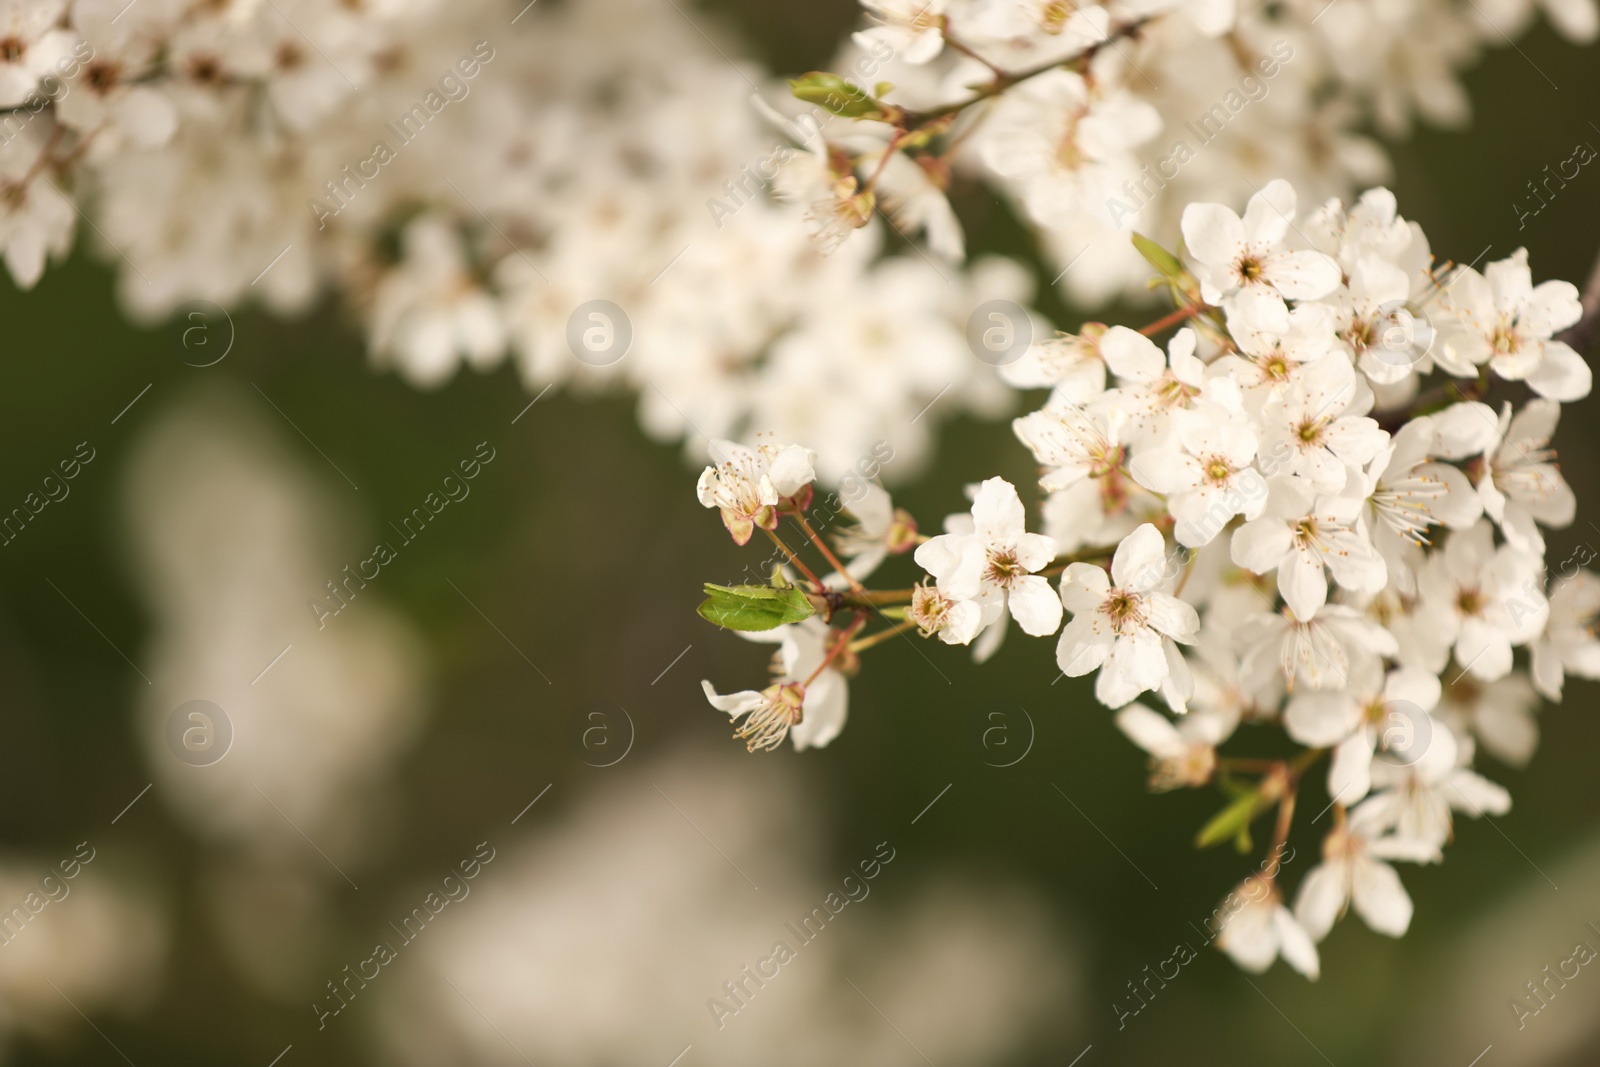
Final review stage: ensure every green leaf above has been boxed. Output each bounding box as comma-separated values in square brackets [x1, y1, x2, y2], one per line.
[698, 583, 815, 631]
[1131, 232, 1185, 280]
[789, 72, 885, 119]
[1195, 792, 1265, 850]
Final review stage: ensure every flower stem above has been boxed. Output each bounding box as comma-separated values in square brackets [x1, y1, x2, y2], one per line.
[896, 17, 1154, 131]
[849, 618, 918, 653]
[806, 612, 868, 684]
[790, 511, 867, 596]
[838, 588, 917, 607]
[1137, 302, 1206, 337]
[764, 528, 824, 591]
[940, 19, 1006, 77]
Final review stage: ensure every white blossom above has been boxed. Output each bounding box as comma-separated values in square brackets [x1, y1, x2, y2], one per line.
[1057, 523, 1198, 707]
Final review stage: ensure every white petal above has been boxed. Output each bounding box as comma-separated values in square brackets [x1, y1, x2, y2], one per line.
[1111, 523, 1168, 592]
[1293, 862, 1348, 942]
[1146, 593, 1199, 641]
[1273, 907, 1321, 980]
[1284, 691, 1361, 748]
[761, 444, 812, 499]
[1181, 202, 1246, 268]
[701, 680, 764, 716]
[1060, 562, 1111, 613]
[1100, 325, 1166, 382]
[1008, 574, 1064, 636]
[1445, 770, 1511, 817]
[1527, 340, 1592, 401]
[1056, 613, 1113, 676]
[1231, 518, 1291, 574]
[1279, 548, 1329, 621]
[971, 477, 1026, 540]
[1328, 730, 1375, 805]
[1262, 250, 1342, 301]
[1115, 702, 1184, 759]
[791, 674, 848, 750]
[1351, 857, 1412, 937]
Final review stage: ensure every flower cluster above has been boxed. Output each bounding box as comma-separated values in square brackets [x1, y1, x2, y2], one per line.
[785, 0, 1594, 306]
[0, 0, 1022, 483]
[2, 0, 1590, 489]
[695, 179, 1600, 979]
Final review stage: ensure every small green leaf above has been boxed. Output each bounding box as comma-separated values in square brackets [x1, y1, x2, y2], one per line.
[698, 583, 815, 631]
[1131, 232, 1185, 280]
[1195, 792, 1265, 850]
[874, 81, 894, 99]
[789, 72, 885, 119]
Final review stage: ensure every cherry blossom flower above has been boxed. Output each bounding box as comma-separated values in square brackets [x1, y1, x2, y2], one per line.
[915, 477, 1063, 640]
[1360, 414, 1481, 595]
[907, 578, 987, 645]
[1130, 401, 1266, 547]
[1256, 351, 1389, 492]
[1284, 662, 1442, 804]
[1433, 248, 1590, 400]
[1013, 402, 1125, 493]
[1098, 326, 1221, 446]
[1476, 399, 1575, 555]
[1234, 602, 1397, 693]
[1215, 875, 1321, 979]
[0, 138, 74, 289]
[696, 440, 817, 546]
[828, 481, 918, 584]
[1436, 670, 1542, 766]
[999, 326, 1107, 408]
[1114, 701, 1235, 791]
[1530, 571, 1600, 701]
[980, 69, 1161, 230]
[1414, 520, 1546, 682]
[1180, 180, 1342, 308]
[854, 0, 947, 64]
[1352, 722, 1510, 852]
[0, 0, 76, 107]
[1215, 296, 1338, 404]
[1293, 818, 1434, 941]
[1230, 477, 1387, 621]
[1057, 524, 1198, 707]
[701, 619, 849, 751]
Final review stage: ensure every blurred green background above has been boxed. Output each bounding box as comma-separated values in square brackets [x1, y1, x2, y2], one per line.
[3, 4, 1600, 1065]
